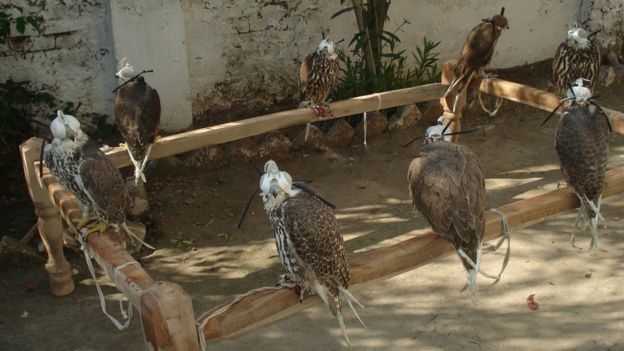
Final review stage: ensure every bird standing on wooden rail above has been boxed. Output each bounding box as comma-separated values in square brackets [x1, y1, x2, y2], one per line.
[541, 81, 611, 250]
[299, 33, 340, 141]
[114, 58, 161, 185]
[408, 123, 491, 296]
[42, 110, 144, 245]
[259, 160, 364, 348]
[552, 24, 601, 96]
[444, 7, 509, 115]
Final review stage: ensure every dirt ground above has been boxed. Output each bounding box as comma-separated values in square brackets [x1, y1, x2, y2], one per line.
[1, 63, 624, 351]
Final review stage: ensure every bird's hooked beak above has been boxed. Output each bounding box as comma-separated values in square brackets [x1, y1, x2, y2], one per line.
[269, 179, 281, 197]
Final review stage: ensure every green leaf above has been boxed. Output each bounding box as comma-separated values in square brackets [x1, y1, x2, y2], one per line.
[15, 17, 25, 34]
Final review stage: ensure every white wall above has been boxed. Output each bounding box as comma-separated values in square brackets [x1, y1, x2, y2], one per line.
[109, 0, 193, 131]
[2, 0, 594, 131]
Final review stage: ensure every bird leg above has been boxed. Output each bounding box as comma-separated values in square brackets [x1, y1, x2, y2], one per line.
[276, 274, 305, 303]
[481, 72, 498, 79]
[134, 143, 153, 186]
[74, 215, 99, 230]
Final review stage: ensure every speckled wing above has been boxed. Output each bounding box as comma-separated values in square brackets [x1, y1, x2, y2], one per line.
[79, 141, 132, 223]
[454, 20, 500, 79]
[299, 53, 313, 102]
[552, 42, 601, 95]
[408, 142, 486, 250]
[282, 188, 350, 291]
[114, 77, 161, 160]
[555, 104, 610, 201]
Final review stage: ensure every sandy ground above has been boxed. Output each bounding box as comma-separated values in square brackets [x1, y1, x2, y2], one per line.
[1, 64, 623, 350]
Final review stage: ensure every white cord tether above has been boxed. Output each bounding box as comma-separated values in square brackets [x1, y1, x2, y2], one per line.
[456, 207, 512, 284]
[77, 230, 136, 330]
[363, 93, 383, 147]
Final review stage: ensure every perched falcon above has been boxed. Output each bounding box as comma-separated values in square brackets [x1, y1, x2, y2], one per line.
[407, 124, 486, 295]
[542, 83, 611, 250]
[114, 72, 161, 185]
[43, 110, 139, 242]
[444, 8, 509, 114]
[259, 160, 363, 348]
[552, 24, 601, 96]
[299, 37, 340, 140]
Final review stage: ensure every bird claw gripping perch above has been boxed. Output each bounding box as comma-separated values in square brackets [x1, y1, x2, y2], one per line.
[276, 275, 305, 303]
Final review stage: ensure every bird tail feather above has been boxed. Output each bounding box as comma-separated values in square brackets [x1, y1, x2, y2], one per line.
[134, 144, 153, 186]
[339, 286, 366, 328]
[336, 310, 351, 349]
[444, 71, 470, 98]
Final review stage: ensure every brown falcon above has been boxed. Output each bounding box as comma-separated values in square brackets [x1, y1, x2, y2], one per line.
[444, 8, 509, 114]
[43, 110, 145, 245]
[259, 160, 363, 348]
[407, 124, 487, 295]
[114, 61, 161, 185]
[552, 24, 601, 96]
[541, 83, 611, 250]
[299, 37, 340, 140]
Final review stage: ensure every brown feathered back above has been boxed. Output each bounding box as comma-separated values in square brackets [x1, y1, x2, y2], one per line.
[552, 41, 601, 95]
[555, 103, 610, 205]
[408, 142, 485, 270]
[453, 16, 506, 79]
[79, 140, 132, 223]
[114, 77, 160, 161]
[282, 185, 350, 300]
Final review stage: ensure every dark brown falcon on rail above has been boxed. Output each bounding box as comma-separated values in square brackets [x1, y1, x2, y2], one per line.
[407, 123, 487, 295]
[114, 59, 161, 185]
[542, 83, 611, 250]
[299, 36, 340, 140]
[259, 160, 364, 348]
[552, 24, 601, 96]
[444, 7, 509, 114]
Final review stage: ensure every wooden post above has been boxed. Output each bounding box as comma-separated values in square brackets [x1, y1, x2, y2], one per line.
[197, 164, 624, 342]
[439, 60, 465, 141]
[20, 138, 75, 296]
[141, 282, 201, 351]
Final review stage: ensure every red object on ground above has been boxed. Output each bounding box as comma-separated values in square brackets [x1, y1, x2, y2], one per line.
[25, 282, 36, 293]
[526, 294, 539, 310]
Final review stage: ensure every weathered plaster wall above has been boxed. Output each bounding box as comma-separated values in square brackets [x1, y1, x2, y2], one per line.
[2, 0, 596, 130]
[0, 0, 116, 118]
[184, 0, 585, 120]
[583, 0, 623, 61]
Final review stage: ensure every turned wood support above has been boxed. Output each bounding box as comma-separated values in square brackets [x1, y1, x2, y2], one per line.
[440, 60, 465, 142]
[20, 138, 75, 296]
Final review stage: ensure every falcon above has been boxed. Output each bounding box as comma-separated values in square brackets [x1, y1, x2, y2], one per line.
[407, 123, 487, 295]
[259, 160, 363, 348]
[299, 36, 340, 140]
[444, 8, 509, 114]
[552, 24, 601, 96]
[43, 110, 143, 244]
[114, 68, 161, 185]
[541, 81, 611, 250]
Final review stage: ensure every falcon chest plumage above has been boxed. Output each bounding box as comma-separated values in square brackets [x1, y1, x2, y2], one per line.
[553, 42, 601, 93]
[267, 205, 300, 277]
[301, 52, 339, 104]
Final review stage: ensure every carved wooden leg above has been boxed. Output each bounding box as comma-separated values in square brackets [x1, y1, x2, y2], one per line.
[20, 137, 75, 296]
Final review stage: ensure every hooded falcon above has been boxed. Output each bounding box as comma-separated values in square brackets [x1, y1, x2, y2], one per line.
[541, 82, 611, 250]
[407, 124, 487, 295]
[259, 160, 363, 348]
[299, 36, 340, 140]
[43, 110, 140, 243]
[444, 8, 509, 114]
[552, 24, 601, 96]
[114, 58, 161, 185]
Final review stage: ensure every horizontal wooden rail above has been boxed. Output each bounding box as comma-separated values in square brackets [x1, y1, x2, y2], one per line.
[106, 83, 447, 168]
[470, 77, 624, 135]
[197, 164, 624, 342]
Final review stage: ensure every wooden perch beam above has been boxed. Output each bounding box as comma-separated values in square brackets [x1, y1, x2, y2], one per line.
[105, 83, 447, 168]
[198, 165, 624, 342]
[469, 75, 624, 136]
